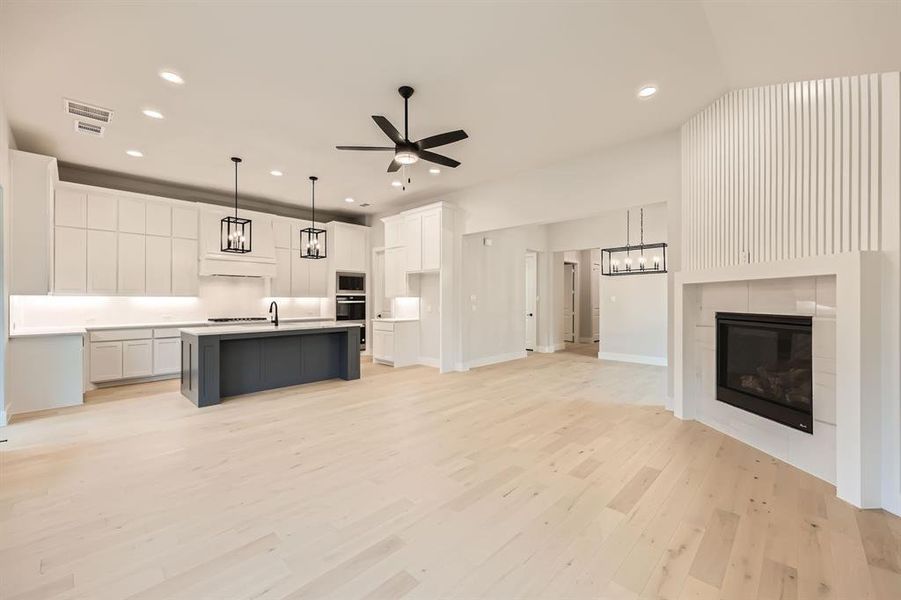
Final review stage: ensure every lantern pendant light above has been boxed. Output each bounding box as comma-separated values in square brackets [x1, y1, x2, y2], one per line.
[601, 207, 667, 276]
[300, 176, 327, 259]
[221, 156, 252, 253]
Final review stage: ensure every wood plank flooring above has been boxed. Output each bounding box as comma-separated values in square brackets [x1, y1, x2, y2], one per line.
[1, 351, 899, 599]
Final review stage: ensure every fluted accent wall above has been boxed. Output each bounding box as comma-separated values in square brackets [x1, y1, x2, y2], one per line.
[682, 74, 886, 271]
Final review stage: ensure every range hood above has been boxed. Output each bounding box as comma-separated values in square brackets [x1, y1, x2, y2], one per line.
[198, 208, 277, 278]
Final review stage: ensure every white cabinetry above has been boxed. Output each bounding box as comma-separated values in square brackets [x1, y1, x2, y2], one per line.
[123, 339, 153, 378]
[273, 219, 292, 249]
[153, 338, 180, 375]
[146, 202, 172, 236]
[287, 223, 329, 297]
[87, 229, 117, 294]
[146, 236, 173, 295]
[87, 193, 118, 231]
[372, 320, 419, 367]
[118, 197, 146, 233]
[54, 226, 87, 293]
[172, 206, 199, 239]
[172, 238, 199, 296]
[384, 215, 404, 248]
[421, 210, 441, 271]
[55, 188, 86, 228]
[330, 222, 368, 272]
[404, 214, 423, 272]
[117, 233, 146, 294]
[384, 246, 407, 298]
[273, 247, 292, 297]
[9, 151, 57, 294]
[90, 342, 123, 382]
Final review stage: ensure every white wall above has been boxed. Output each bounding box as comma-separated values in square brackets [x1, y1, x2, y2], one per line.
[1, 94, 16, 423]
[9, 278, 324, 331]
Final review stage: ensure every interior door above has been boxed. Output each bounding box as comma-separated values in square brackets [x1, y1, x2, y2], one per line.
[525, 251, 537, 351]
[563, 262, 575, 343]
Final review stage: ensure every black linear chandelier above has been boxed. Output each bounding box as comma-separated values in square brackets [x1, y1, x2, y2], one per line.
[601, 208, 667, 276]
[221, 156, 252, 253]
[300, 176, 327, 259]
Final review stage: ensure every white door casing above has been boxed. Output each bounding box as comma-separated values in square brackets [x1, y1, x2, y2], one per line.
[525, 251, 538, 350]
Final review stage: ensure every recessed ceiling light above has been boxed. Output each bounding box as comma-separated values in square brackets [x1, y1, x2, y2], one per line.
[126, 149, 143, 158]
[142, 108, 164, 119]
[344, 197, 355, 203]
[637, 85, 658, 99]
[159, 71, 184, 85]
[429, 167, 441, 175]
[391, 180, 402, 188]
[270, 170, 283, 177]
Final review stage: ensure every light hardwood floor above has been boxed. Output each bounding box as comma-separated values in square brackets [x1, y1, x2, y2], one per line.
[1, 352, 899, 600]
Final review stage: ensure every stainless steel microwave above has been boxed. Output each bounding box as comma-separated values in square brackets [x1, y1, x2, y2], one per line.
[336, 272, 365, 295]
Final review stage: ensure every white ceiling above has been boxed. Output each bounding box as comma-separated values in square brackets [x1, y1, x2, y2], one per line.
[1, 1, 898, 215]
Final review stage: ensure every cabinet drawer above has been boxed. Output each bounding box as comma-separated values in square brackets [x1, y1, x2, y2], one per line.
[153, 328, 182, 339]
[90, 328, 154, 342]
[373, 321, 396, 333]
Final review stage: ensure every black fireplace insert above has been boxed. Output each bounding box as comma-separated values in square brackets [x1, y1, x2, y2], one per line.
[716, 312, 813, 434]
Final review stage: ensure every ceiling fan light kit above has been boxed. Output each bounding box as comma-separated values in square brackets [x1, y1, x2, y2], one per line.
[221, 156, 252, 254]
[337, 85, 468, 185]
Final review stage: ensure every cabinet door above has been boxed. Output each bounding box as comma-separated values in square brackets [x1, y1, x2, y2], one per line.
[172, 238, 199, 296]
[55, 188, 86, 228]
[421, 210, 441, 271]
[384, 246, 407, 297]
[123, 339, 153, 378]
[372, 329, 394, 362]
[153, 338, 180, 375]
[384, 217, 403, 247]
[90, 341, 123, 382]
[146, 202, 172, 236]
[54, 226, 87, 293]
[272, 247, 292, 297]
[146, 235, 172, 295]
[290, 253, 310, 297]
[118, 197, 146, 233]
[273, 219, 292, 249]
[172, 206, 198, 239]
[86, 193, 118, 231]
[404, 214, 422, 272]
[117, 233, 146, 295]
[87, 229, 117, 294]
[308, 256, 328, 297]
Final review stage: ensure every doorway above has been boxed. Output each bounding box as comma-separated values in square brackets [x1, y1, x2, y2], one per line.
[563, 262, 576, 343]
[525, 251, 537, 351]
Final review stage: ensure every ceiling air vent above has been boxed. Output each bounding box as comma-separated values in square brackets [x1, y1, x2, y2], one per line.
[359, 203, 371, 208]
[74, 120, 105, 137]
[64, 98, 113, 123]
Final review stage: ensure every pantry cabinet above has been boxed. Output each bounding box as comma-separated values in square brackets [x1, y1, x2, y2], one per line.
[54, 226, 87, 293]
[117, 233, 146, 294]
[384, 246, 407, 297]
[146, 236, 173, 295]
[87, 229, 117, 294]
[172, 238, 199, 295]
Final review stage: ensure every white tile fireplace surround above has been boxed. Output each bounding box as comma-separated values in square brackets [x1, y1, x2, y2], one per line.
[673, 252, 886, 510]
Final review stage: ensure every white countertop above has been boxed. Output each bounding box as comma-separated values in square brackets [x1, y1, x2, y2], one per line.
[372, 317, 419, 322]
[180, 321, 361, 337]
[9, 317, 330, 339]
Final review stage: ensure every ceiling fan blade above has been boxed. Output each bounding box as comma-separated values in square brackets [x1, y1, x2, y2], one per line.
[419, 151, 461, 168]
[387, 159, 402, 173]
[336, 146, 395, 151]
[416, 129, 468, 149]
[372, 116, 405, 144]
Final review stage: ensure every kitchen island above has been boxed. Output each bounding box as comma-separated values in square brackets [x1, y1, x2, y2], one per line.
[180, 321, 361, 407]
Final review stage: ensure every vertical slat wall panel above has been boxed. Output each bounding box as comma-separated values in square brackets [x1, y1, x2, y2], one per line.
[681, 74, 883, 270]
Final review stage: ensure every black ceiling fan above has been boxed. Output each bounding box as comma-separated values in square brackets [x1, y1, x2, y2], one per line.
[337, 85, 467, 173]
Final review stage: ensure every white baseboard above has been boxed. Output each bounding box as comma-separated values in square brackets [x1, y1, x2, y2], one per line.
[598, 351, 667, 366]
[417, 356, 440, 368]
[467, 351, 528, 369]
[534, 342, 565, 353]
[578, 337, 596, 344]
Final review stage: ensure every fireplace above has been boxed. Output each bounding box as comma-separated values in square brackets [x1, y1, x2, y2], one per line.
[716, 312, 813, 434]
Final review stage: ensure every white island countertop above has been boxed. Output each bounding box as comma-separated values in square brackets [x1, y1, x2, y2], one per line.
[180, 321, 361, 337]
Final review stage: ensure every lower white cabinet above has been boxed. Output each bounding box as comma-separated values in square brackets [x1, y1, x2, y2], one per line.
[90, 341, 123, 382]
[372, 320, 419, 367]
[123, 339, 153, 378]
[153, 338, 180, 375]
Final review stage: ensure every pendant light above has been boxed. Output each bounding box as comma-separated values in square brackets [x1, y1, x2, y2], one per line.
[601, 207, 667, 276]
[221, 156, 252, 253]
[300, 176, 327, 259]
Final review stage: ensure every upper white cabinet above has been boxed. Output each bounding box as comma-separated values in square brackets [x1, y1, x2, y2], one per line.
[403, 214, 423, 272]
[273, 219, 292, 249]
[272, 247, 292, 297]
[118, 233, 146, 294]
[146, 236, 173, 295]
[87, 230, 117, 294]
[421, 210, 441, 271]
[118, 197, 146, 233]
[54, 226, 87, 293]
[172, 206, 198, 239]
[172, 238, 199, 296]
[86, 193, 118, 231]
[329, 222, 368, 273]
[10, 150, 57, 294]
[384, 246, 407, 298]
[146, 202, 172, 236]
[383, 215, 404, 248]
[55, 188, 86, 228]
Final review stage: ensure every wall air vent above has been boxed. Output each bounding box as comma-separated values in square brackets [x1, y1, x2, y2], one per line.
[74, 120, 105, 137]
[64, 98, 113, 123]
